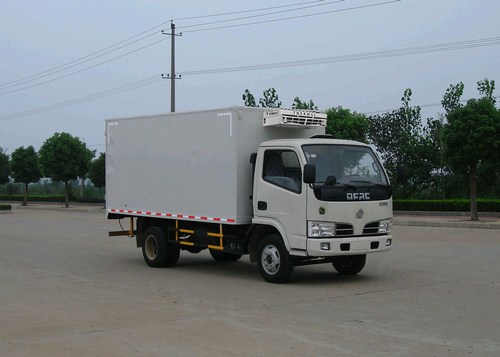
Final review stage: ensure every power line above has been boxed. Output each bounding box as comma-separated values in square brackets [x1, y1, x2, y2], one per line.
[0, 22, 171, 89]
[0, 32, 161, 91]
[173, 0, 329, 21]
[178, 0, 345, 30]
[0, 0, 398, 96]
[1, 36, 498, 121]
[0, 0, 339, 89]
[0, 75, 162, 122]
[179, 36, 500, 76]
[181, 0, 401, 33]
[0, 37, 168, 96]
[362, 95, 500, 115]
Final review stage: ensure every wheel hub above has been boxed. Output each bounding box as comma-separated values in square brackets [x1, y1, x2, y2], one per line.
[261, 245, 280, 275]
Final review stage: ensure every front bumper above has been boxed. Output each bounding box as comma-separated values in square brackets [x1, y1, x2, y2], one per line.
[307, 234, 392, 256]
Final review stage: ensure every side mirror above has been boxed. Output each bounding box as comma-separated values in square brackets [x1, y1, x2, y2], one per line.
[303, 164, 316, 184]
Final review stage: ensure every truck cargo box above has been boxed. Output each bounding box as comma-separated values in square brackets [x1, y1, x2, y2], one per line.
[106, 106, 324, 224]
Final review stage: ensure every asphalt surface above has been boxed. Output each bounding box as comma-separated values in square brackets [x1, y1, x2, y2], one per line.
[1, 203, 499, 356]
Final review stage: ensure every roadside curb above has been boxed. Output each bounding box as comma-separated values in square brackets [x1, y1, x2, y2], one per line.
[393, 217, 500, 230]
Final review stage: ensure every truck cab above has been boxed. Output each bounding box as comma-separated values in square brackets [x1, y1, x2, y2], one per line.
[251, 136, 393, 282]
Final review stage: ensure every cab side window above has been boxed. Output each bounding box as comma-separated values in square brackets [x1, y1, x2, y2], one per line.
[262, 150, 302, 193]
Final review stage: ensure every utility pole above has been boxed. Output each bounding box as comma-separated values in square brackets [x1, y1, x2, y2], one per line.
[162, 22, 181, 112]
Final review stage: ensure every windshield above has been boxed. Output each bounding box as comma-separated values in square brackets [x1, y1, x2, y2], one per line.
[302, 144, 388, 186]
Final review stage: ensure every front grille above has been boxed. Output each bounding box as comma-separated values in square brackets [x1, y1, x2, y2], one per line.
[336, 223, 354, 237]
[363, 221, 380, 235]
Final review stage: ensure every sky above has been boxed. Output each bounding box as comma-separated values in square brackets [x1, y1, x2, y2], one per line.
[1, 0, 499, 155]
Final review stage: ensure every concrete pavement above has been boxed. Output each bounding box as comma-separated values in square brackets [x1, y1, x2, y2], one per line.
[1, 204, 500, 356]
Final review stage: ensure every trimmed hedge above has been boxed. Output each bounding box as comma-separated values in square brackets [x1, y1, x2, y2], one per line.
[394, 199, 500, 212]
[0, 195, 105, 204]
[0, 195, 65, 202]
[0, 204, 12, 210]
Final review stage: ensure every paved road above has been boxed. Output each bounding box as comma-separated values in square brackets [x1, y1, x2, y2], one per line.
[1, 206, 499, 356]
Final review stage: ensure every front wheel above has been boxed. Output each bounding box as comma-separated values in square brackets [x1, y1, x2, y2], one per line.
[257, 234, 294, 283]
[332, 255, 366, 275]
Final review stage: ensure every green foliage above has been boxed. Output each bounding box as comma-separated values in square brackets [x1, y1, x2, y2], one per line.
[0, 204, 12, 211]
[11, 146, 41, 184]
[242, 89, 256, 107]
[441, 82, 464, 114]
[88, 153, 105, 189]
[442, 98, 500, 174]
[368, 89, 440, 193]
[242, 87, 282, 108]
[39, 132, 95, 207]
[441, 79, 500, 219]
[0, 194, 65, 202]
[259, 88, 282, 108]
[11, 146, 42, 205]
[292, 97, 318, 110]
[39, 133, 94, 182]
[325, 106, 369, 143]
[477, 78, 496, 104]
[0, 147, 9, 185]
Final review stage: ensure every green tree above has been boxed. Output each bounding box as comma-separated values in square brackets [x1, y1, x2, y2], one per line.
[441, 82, 464, 114]
[10, 146, 42, 206]
[368, 89, 424, 189]
[292, 97, 318, 110]
[259, 88, 282, 108]
[88, 153, 105, 199]
[477, 78, 496, 103]
[0, 147, 9, 185]
[441, 80, 500, 220]
[39, 132, 95, 207]
[325, 106, 369, 143]
[242, 89, 257, 107]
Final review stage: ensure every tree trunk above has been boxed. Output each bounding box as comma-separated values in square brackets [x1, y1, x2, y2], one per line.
[22, 182, 28, 206]
[64, 181, 70, 208]
[469, 165, 478, 221]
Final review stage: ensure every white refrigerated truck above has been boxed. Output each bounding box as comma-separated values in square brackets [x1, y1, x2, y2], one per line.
[106, 106, 393, 283]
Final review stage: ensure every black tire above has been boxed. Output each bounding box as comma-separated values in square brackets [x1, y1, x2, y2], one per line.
[142, 226, 179, 267]
[332, 255, 366, 275]
[209, 249, 242, 262]
[257, 234, 294, 283]
[166, 242, 180, 267]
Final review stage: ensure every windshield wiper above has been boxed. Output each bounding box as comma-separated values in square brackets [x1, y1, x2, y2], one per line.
[333, 181, 356, 189]
[350, 180, 388, 188]
[312, 175, 356, 189]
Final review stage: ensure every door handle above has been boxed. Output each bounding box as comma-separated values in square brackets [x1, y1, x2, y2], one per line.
[257, 201, 267, 210]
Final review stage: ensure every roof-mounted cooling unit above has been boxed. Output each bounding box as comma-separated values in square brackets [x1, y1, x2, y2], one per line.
[263, 108, 327, 128]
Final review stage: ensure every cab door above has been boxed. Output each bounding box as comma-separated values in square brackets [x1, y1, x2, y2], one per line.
[254, 148, 307, 250]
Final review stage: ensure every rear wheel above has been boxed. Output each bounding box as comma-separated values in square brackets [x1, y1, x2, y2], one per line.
[332, 255, 366, 275]
[142, 226, 179, 267]
[257, 234, 294, 283]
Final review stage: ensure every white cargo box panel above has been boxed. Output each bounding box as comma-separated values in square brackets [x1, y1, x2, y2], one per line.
[106, 106, 324, 224]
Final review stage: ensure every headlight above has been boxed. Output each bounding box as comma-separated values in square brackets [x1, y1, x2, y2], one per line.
[308, 221, 335, 238]
[378, 219, 392, 234]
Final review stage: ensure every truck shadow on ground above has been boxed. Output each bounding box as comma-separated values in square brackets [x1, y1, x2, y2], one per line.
[120, 254, 378, 286]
